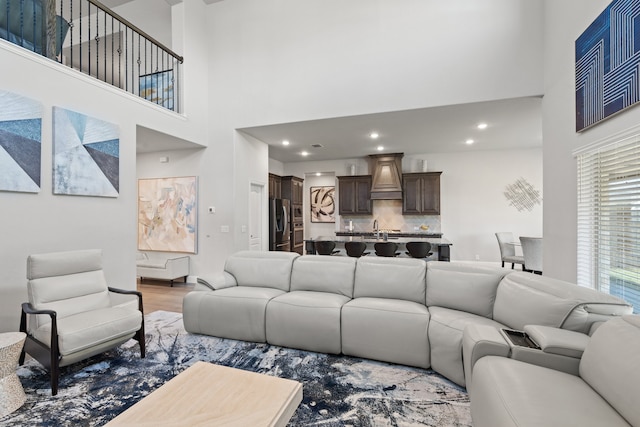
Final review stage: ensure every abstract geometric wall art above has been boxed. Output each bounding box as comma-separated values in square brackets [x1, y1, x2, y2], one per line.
[576, 0, 640, 132]
[53, 107, 119, 197]
[138, 176, 198, 253]
[310, 186, 335, 223]
[0, 90, 42, 193]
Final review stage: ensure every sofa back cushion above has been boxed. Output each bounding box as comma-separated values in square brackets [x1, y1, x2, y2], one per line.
[290, 255, 356, 297]
[353, 257, 426, 304]
[426, 261, 509, 318]
[493, 272, 632, 332]
[580, 315, 640, 426]
[225, 251, 299, 292]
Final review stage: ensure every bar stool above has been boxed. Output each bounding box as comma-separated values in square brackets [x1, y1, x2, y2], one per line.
[405, 241, 432, 259]
[345, 241, 369, 257]
[374, 242, 400, 257]
[0, 332, 26, 417]
[315, 241, 340, 255]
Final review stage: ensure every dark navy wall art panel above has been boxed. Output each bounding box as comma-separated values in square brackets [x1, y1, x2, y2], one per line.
[576, 0, 640, 132]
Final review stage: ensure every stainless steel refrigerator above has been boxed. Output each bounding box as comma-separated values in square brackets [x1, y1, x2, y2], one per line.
[269, 198, 290, 251]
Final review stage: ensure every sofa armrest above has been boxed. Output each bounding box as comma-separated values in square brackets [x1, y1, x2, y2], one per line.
[523, 325, 589, 359]
[462, 324, 510, 389]
[165, 256, 189, 269]
[196, 272, 237, 291]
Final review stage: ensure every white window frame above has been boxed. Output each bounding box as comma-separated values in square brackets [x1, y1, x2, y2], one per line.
[575, 126, 640, 313]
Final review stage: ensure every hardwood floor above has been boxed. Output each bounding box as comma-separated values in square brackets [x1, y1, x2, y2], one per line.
[137, 278, 194, 315]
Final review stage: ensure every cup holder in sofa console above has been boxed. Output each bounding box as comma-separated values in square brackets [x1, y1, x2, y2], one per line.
[500, 329, 540, 349]
[499, 326, 589, 376]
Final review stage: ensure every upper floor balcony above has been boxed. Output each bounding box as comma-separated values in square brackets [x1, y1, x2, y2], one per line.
[1, 0, 183, 113]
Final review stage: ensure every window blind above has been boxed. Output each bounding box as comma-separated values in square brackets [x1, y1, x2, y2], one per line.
[577, 135, 640, 313]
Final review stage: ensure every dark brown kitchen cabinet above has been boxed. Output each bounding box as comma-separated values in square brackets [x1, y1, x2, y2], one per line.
[268, 173, 281, 199]
[281, 176, 304, 204]
[402, 172, 441, 215]
[338, 175, 372, 215]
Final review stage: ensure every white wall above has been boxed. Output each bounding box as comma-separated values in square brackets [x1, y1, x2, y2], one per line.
[0, 40, 205, 331]
[234, 131, 270, 251]
[208, 0, 543, 129]
[542, 0, 640, 282]
[111, 0, 173, 48]
[284, 148, 543, 262]
[425, 149, 542, 262]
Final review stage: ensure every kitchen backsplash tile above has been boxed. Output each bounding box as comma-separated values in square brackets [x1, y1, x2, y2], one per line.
[340, 200, 441, 233]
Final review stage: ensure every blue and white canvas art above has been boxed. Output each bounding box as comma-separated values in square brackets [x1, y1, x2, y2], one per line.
[0, 90, 42, 193]
[139, 69, 175, 111]
[576, 0, 640, 131]
[53, 107, 119, 197]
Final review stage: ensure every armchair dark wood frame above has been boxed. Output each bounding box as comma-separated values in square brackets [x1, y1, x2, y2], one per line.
[19, 287, 146, 396]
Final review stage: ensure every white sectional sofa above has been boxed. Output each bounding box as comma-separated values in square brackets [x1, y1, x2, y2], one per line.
[182, 251, 633, 393]
[469, 314, 640, 427]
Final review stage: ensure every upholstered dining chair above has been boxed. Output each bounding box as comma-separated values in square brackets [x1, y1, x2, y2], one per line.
[19, 249, 145, 395]
[405, 241, 432, 259]
[345, 241, 370, 257]
[520, 237, 543, 275]
[495, 232, 525, 269]
[374, 242, 400, 257]
[315, 241, 340, 255]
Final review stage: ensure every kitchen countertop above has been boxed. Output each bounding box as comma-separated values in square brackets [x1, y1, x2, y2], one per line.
[305, 235, 452, 246]
[336, 231, 443, 238]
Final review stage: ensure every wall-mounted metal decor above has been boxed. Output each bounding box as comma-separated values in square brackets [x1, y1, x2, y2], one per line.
[310, 186, 335, 223]
[504, 177, 541, 212]
[53, 107, 119, 197]
[576, 0, 640, 131]
[0, 90, 42, 193]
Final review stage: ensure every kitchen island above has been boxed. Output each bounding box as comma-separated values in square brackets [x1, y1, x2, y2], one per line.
[304, 235, 452, 261]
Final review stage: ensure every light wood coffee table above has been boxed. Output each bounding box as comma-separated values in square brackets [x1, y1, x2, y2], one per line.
[106, 361, 303, 426]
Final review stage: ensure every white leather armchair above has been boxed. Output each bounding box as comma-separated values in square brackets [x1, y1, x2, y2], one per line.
[19, 249, 145, 395]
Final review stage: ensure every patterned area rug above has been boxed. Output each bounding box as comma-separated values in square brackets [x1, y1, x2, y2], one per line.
[2, 311, 471, 426]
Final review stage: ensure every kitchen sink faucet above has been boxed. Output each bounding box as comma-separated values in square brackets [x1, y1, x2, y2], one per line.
[373, 219, 379, 239]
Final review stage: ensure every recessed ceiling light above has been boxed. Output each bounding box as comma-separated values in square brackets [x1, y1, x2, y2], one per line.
[301, 151, 309, 156]
[377, 145, 384, 151]
[282, 140, 290, 146]
[316, 172, 321, 176]
[466, 139, 475, 145]
[370, 132, 379, 139]
[477, 123, 488, 130]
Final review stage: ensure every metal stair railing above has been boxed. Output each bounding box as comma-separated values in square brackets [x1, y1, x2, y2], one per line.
[1, 0, 183, 112]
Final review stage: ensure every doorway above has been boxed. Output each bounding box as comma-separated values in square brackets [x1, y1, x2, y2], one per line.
[250, 182, 265, 250]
